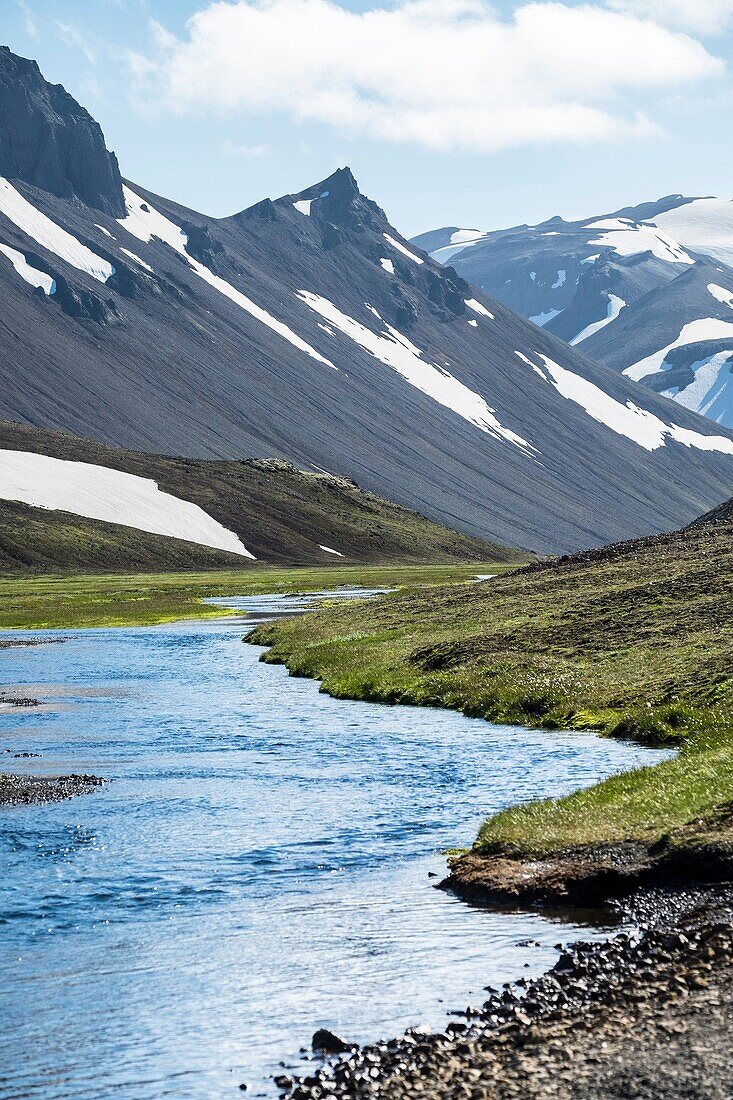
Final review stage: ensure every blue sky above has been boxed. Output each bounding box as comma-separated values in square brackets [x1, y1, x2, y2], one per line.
[3, 0, 733, 236]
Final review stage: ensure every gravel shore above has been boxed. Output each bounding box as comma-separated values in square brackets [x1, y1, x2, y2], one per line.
[0, 772, 106, 805]
[273, 887, 733, 1099]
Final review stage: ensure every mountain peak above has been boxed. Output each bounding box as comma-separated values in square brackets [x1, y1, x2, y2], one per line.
[0, 46, 125, 216]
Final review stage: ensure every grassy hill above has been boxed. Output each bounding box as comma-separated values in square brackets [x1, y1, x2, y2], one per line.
[0, 420, 519, 572]
[249, 499, 733, 893]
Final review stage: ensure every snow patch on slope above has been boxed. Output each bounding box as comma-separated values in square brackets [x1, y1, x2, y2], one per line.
[624, 318, 733, 382]
[552, 270, 566, 289]
[297, 290, 533, 452]
[0, 178, 115, 282]
[0, 243, 55, 295]
[530, 309, 562, 327]
[380, 257, 395, 275]
[319, 544, 343, 556]
[118, 186, 334, 369]
[120, 247, 154, 273]
[661, 351, 733, 426]
[648, 199, 733, 268]
[516, 352, 733, 455]
[587, 218, 693, 266]
[293, 200, 313, 216]
[0, 449, 254, 557]
[570, 294, 626, 345]
[708, 283, 733, 309]
[465, 298, 494, 319]
[383, 233, 424, 265]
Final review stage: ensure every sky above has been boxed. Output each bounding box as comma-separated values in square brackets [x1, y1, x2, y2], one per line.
[3, 0, 733, 237]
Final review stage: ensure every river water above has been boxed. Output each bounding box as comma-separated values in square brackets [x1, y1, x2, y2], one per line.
[0, 591, 671, 1098]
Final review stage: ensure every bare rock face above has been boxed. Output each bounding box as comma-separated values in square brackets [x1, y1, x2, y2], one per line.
[0, 47, 125, 216]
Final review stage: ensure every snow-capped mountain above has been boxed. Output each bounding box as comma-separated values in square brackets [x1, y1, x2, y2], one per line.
[1, 47, 733, 555]
[414, 196, 733, 428]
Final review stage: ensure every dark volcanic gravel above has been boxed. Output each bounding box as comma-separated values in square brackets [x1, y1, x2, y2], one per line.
[273, 890, 733, 1099]
[0, 772, 106, 806]
[0, 637, 67, 649]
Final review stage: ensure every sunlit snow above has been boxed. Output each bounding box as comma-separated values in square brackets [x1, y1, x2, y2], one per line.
[708, 283, 733, 309]
[297, 289, 533, 452]
[516, 351, 733, 455]
[383, 233, 424, 265]
[319, 544, 343, 556]
[661, 351, 733, 426]
[0, 178, 115, 282]
[380, 257, 395, 275]
[118, 186, 334, 369]
[465, 298, 494, 319]
[570, 294, 626, 345]
[293, 200, 313, 216]
[625, 318, 733, 382]
[0, 243, 55, 295]
[648, 199, 733, 268]
[587, 218, 693, 265]
[0, 449, 254, 557]
[120, 247, 154, 273]
[94, 224, 116, 239]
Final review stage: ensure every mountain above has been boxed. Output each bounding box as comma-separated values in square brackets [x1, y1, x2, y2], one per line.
[414, 196, 733, 428]
[0, 419, 507, 572]
[1, 49, 733, 555]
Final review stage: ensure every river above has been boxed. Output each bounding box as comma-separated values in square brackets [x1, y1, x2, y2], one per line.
[0, 591, 672, 1098]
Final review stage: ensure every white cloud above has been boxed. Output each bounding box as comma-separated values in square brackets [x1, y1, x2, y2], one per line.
[128, 0, 723, 153]
[607, 1, 733, 35]
[54, 21, 98, 63]
[16, 0, 37, 39]
[221, 140, 269, 157]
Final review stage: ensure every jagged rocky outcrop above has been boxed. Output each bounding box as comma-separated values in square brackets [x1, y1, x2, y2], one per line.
[0, 46, 124, 216]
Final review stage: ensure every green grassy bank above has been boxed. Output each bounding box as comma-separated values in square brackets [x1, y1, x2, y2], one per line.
[0, 563, 515, 630]
[249, 511, 733, 856]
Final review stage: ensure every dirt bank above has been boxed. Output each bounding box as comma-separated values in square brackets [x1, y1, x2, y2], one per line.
[443, 802, 733, 909]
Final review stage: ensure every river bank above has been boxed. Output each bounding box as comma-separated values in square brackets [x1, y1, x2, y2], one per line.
[246, 510, 732, 1094]
[273, 886, 733, 1099]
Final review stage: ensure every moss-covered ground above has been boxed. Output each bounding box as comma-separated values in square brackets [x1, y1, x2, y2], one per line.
[0, 563, 515, 630]
[249, 513, 732, 854]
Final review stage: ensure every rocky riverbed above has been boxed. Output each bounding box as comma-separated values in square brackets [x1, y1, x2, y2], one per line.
[0, 772, 106, 806]
[273, 886, 733, 1099]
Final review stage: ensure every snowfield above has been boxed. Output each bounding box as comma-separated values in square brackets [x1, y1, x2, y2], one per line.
[0, 450, 254, 557]
[0, 177, 115, 282]
[570, 294, 626, 346]
[587, 217, 693, 266]
[648, 199, 733, 268]
[118, 185, 334, 369]
[624, 318, 733, 382]
[516, 352, 733, 455]
[661, 351, 733, 425]
[0, 243, 55, 294]
[297, 290, 533, 452]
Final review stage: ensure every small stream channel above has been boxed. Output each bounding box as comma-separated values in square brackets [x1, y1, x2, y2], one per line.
[0, 589, 672, 1098]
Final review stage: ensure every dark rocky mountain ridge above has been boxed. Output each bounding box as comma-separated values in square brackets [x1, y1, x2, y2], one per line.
[0, 47, 732, 555]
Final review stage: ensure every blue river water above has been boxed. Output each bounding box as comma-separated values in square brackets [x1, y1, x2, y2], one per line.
[0, 592, 671, 1098]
